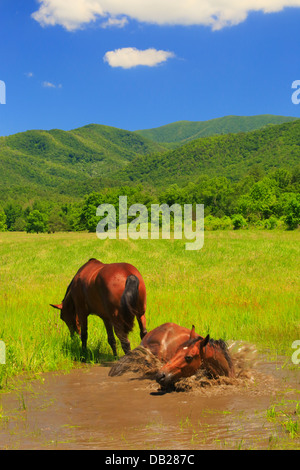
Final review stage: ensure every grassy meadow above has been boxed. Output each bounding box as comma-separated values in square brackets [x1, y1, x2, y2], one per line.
[0, 230, 299, 389]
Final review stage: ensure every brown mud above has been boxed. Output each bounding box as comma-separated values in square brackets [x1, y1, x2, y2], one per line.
[0, 343, 299, 450]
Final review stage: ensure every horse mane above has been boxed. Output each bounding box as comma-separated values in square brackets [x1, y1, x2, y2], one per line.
[208, 338, 233, 368]
[61, 282, 74, 313]
[181, 336, 232, 366]
[61, 259, 102, 306]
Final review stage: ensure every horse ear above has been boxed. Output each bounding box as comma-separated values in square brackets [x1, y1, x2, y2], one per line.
[50, 303, 63, 310]
[189, 325, 197, 340]
[201, 334, 210, 348]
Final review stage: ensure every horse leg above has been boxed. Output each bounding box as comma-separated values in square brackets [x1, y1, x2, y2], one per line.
[113, 324, 131, 355]
[103, 319, 117, 357]
[137, 313, 147, 339]
[78, 313, 88, 350]
[73, 294, 89, 349]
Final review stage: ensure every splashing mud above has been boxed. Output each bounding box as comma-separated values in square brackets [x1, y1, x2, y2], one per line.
[109, 340, 265, 395]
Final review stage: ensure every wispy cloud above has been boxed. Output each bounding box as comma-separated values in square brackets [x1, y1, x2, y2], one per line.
[104, 47, 175, 69]
[42, 81, 62, 88]
[32, 0, 300, 31]
[25, 72, 34, 78]
[101, 16, 128, 28]
[42, 81, 56, 88]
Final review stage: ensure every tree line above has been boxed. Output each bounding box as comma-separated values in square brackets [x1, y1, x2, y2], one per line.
[0, 167, 299, 233]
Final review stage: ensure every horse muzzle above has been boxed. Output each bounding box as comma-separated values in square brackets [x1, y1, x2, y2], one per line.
[156, 370, 175, 389]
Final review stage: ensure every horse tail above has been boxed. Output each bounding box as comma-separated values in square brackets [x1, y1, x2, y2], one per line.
[120, 274, 140, 334]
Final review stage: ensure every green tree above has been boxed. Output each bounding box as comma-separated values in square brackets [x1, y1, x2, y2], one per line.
[4, 203, 23, 230]
[79, 192, 106, 232]
[26, 210, 48, 233]
[12, 217, 26, 231]
[232, 214, 247, 230]
[284, 195, 300, 230]
[264, 216, 278, 230]
[0, 210, 7, 232]
[47, 209, 71, 233]
[159, 184, 181, 206]
[273, 168, 292, 189]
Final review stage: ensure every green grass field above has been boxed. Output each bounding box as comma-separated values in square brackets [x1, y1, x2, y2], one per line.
[0, 230, 299, 389]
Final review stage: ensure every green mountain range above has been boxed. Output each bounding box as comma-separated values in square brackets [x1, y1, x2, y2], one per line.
[0, 124, 166, 201]
[0, 115, 299, 203]
[136, 114, 299, 146]
[119, 119, 300, 187]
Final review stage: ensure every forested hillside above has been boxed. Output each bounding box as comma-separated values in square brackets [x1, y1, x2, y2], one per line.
[0, 116, 299, 233]
[0, 124, 166, 201]
[135, 115, 299, 146]
[120, 120, 300, 186]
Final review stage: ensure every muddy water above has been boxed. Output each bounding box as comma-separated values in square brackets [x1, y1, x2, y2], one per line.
[0, 358, 299, 450]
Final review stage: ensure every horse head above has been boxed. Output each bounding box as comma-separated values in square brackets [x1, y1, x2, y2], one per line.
[156, 325, 210, 389]
[50, 296, 79, 337]
[201, 338, 235, 378]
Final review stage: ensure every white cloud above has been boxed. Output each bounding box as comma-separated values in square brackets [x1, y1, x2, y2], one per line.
[42, 81, 62, 88]
[32, 0, 300, 31]
[25, 72, 34, 78]
[32, 0, 104, 31]
[43, 81, 56, 88]
[103, 47, 174, 69]
[101, 16, 128, 28]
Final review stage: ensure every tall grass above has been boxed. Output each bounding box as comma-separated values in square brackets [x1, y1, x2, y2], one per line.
[0, 230, 299, 389]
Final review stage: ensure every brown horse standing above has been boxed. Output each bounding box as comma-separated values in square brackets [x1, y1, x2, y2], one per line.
[141, 323, 234, 388]
[51, 258, 147, 355]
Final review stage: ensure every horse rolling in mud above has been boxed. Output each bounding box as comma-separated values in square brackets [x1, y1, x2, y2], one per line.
[141, 323, 234, 389]
[50, 258, 147, 355]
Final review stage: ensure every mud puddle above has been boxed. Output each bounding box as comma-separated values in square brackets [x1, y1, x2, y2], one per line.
[0, 356, 299, 450]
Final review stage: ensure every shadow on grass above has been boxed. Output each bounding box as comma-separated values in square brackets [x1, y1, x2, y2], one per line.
[61, 335, 117, 366]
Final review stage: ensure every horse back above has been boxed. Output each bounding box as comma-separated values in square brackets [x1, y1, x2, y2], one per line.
[67, 259, 146, 318]
[95, 262, 146, 312]
[141, 323, 192, 362]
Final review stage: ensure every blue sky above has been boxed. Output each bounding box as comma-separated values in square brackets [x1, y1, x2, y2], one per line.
[1, 0, 300, 136]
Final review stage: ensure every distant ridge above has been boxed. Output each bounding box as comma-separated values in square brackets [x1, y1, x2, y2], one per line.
[120, 119, 300, 186]
[1, 115, 299, 203]
[135, 115, 299, 146]
[0, 123, 166, 201]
